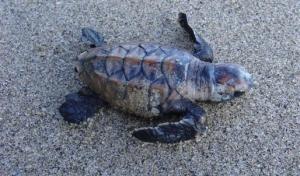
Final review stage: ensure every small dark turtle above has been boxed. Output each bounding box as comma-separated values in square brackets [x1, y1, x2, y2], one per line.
[59, 13, 253, 143]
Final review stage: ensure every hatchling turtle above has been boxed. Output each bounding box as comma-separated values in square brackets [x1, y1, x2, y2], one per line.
[59, 13, 253, 143]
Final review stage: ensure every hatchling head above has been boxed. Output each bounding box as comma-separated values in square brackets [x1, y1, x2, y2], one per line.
[210, 63, 253, 102]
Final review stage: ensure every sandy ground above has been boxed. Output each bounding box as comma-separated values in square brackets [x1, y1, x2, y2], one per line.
[1, 0, 299, 175]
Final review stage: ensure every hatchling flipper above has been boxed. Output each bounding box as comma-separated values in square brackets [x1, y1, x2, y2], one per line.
[178, 12, 214, 63]
[81, 28, 106, 47]
[59, 87, 107, 124]
[132, 101, 206, 143]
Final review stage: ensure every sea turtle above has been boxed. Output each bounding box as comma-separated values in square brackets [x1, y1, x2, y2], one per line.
[59, 13, 253, 143]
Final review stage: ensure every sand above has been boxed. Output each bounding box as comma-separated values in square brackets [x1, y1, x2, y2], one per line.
[1, 0, 299, 175]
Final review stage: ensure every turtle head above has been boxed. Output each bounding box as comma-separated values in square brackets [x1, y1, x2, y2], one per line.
[210, 63, 253, 102]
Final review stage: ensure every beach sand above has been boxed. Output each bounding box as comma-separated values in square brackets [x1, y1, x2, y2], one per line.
[1, 1, 299, 175]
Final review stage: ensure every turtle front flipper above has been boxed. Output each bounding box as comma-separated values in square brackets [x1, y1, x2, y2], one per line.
[132, 114, 205, 143]
[132, 101, 207, 143]
[178, 12, 214, 63]
[59, 87, 107, 124]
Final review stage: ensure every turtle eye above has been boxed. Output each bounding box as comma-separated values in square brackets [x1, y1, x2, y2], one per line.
[74, 67, 78, 73]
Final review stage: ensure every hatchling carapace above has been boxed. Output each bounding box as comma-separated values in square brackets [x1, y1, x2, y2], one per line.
[59, 13, 253, 143]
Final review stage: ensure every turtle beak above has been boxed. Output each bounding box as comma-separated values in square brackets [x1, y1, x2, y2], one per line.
[232, 74, 253, 98]
[233, 91, 245, 98]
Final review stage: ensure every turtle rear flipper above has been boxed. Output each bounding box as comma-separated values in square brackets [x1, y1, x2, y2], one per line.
[59, 87, 107, 124]
[132, 114, 206, 143]
[81, 28, 106, 48]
